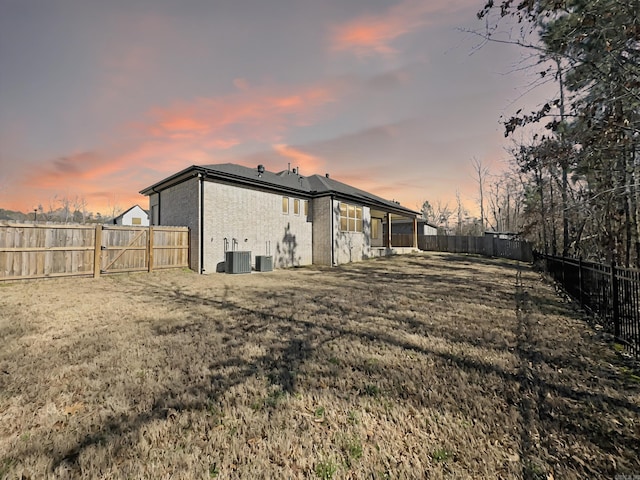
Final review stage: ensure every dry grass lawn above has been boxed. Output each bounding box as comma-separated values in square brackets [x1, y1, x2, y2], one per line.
[1, 252, 639, 479]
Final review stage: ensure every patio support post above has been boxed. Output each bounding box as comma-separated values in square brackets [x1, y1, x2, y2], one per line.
[386, 212, 392, 248]
[412, 217, 418, 248]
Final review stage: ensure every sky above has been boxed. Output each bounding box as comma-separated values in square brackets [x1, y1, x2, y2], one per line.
[0, 0, 554, 217]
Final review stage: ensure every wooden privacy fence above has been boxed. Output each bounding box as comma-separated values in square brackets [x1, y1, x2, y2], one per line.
[0, 223, 189, 281]
[541, 254, 639, 359]
[391, 234, 534, 262]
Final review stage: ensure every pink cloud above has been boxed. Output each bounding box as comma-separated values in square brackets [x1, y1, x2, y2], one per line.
[146, 83, 337, 143]
[272, 144, 325, 173]
[5, 80, 340, 213]
[330, 0, 471, 57]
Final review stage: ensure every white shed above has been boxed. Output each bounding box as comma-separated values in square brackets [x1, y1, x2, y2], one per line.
[112, 205, 149, 226]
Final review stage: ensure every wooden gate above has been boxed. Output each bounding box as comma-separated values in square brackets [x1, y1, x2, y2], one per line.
[99, 226, 190, 275]
[100, 226, 150, 274]
[0, 223, 190, 281]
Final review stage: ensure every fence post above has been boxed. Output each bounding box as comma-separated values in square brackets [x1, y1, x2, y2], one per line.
[93, 225, 102, 278]
[578, 257, 584, 307]
[611, 260, 620, 338]
[148, 226, 154, 272]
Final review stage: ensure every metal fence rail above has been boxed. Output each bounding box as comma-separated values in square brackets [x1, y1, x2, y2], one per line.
[541, 254, 639, 358]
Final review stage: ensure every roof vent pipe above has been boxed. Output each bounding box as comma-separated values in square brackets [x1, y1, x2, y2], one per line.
[257, 164, 265, 176]
[325, 173, 330, 178]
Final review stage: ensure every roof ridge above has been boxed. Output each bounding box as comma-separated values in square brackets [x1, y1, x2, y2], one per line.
[141, 163, 419, 216]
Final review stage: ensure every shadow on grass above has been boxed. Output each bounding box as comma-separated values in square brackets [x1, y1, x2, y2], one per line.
[6, 253, 640, 477]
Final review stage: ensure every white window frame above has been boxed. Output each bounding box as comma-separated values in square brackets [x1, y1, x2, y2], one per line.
[339, 202, 363, 233]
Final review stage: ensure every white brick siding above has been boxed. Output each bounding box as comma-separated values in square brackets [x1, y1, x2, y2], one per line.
[202, 181, 313, 273]
[146, 171, 389, 272]
[332, 199, 372, 265]
[311, 196, 333, 265]
[152, 177, 201, 271]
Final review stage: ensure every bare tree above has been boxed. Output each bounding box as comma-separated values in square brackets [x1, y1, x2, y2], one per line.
[45, 195, 60, 221]
[434, 200, 454, 234]
[58, 195, 72, 223]
[471, 157, 489, 231]
[419, 200, 438, 224]
[455, 189, 467, 235]
[72, 195, 88, 224]
[106, 197, 123, 222]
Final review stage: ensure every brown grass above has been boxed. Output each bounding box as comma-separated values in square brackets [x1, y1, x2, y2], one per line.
[0, 252, 638, 479]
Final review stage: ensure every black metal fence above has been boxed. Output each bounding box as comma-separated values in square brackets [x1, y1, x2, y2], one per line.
[540, 254, 639, 358]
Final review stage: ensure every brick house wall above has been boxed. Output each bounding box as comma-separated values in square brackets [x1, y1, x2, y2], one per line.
[202, 181, 313, 273]
[332, 199, 372, 265]
[149, 176, 201, 271]
[311, 196, 333, 266]
[142, 164, 418, 272]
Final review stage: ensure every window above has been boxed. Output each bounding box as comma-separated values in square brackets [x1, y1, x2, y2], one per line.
[339, 202, 363, 232]
[293, 198, 300, 215]
[282, 197, 289, 214]
[131, 217, 142, 225]
[303, 200, 309, 216]
[372, 218, 381, 239]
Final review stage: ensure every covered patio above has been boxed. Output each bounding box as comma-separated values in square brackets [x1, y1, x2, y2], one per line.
[370, 209, 420, 253]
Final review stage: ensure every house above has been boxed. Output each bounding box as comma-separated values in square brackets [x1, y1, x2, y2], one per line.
[140, 163, 420, 273]
[112, 205, 149, 226]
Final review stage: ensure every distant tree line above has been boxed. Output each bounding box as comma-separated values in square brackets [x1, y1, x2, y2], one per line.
[0, 195, 123, 224]
[473, 0, 640, 266]
[420, 158, 524, 238]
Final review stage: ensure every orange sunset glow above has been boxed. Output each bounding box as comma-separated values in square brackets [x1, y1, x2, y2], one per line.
[0, 0, 552, 218]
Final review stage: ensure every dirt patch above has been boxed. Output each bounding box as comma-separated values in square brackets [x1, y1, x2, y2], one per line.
[0, 252, 638, 479]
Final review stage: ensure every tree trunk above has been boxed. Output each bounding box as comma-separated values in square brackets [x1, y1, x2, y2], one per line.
[633, 142, 640, 267]
[550, 172, 557, 256]
[537, 165, 548, 255]
[556, 58, 570, 257]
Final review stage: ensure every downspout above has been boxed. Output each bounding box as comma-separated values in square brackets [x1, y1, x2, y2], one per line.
[199, 173, 205, 274]
[330, 195, 335, 266]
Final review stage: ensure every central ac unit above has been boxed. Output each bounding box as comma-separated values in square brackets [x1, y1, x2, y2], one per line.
[255, 255, 273, 272]
[225, 251, 251, 274]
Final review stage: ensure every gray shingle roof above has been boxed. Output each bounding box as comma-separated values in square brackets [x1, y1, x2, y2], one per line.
[200, 163, 313, 192]
[141, 163, 418, 216]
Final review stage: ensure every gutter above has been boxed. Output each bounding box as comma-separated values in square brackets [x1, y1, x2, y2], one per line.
[140, 165, 202, 196]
